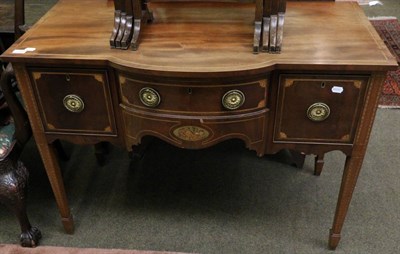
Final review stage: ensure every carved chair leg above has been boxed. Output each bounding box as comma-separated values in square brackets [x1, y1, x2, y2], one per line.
[0, 158, 41, 247]
[12, 191, 42, 247]
[314, 153, 325, 176]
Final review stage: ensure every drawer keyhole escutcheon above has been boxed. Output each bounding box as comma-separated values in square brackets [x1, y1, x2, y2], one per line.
[139, 87, 161, 108]
[65, 74, 71, 82]
[63, 94, 85, 113]
[222, 90, 245, 110]
[307, 103, 330, 122]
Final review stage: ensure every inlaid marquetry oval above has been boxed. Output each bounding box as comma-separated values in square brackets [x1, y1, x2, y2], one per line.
[172, 126, 210, 142]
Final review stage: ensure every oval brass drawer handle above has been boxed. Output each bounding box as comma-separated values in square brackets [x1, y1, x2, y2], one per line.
[307, 102, 330, 122]
[222, 90, 245, 110]
[63, 94, 85, 113]
[139, 87, 161, 108]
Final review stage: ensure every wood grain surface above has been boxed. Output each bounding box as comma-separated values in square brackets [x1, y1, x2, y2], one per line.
[1, 0, 397, 74]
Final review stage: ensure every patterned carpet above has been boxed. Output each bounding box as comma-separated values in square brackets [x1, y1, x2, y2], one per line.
[370, 18, 400, 108]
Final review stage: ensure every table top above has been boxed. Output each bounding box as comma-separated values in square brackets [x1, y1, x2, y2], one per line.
[1, 0, 397, 76]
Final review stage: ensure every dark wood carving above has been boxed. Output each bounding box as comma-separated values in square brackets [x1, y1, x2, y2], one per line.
[0, 62, 43, 247]
[110, 0, 153, 49]
[110, 0, 286, 53]
[0, 158, 42, 247]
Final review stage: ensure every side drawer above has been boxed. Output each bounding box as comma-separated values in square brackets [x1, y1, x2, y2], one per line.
[274, 74, 369, 144]
[29, 68, 116, 135]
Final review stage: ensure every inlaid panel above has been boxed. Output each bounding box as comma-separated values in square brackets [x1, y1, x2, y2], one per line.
[119, 74, 268, 115]
[29, 68, 116, 135]
[274, 74, 369, 144]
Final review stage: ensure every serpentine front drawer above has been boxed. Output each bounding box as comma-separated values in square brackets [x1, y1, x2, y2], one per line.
[118, 73, 268, 114]
[28, 68, 117, 135]
[274, 74, 369, 144]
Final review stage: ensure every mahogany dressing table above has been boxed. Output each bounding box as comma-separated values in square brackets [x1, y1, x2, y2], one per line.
[0, 0, 397, 249]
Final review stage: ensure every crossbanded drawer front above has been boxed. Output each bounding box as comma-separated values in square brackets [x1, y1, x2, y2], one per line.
[118, 74, 268, 114]
[274, 74, 369, 144]
[122, 109, 266, 154]
[29, 69, 116, 135]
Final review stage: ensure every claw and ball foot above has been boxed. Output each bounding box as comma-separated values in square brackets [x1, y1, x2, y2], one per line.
[20, 226, 42, 247]
[0, 158, 41, 247]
